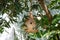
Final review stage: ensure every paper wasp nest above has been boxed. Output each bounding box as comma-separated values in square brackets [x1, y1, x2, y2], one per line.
[24, 12, 38, 33]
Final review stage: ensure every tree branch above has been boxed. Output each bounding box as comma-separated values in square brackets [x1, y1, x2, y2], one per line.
[38, 0, 52, 23]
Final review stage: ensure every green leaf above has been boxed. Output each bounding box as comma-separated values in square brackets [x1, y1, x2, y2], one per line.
[0, 26, 4, 33]
[51, 6, 60, 9]
[48, 0, 57, 8]
[52, 14, 60, 24]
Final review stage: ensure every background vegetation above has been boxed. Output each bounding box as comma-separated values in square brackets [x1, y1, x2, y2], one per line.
[0, 0, 60, 40]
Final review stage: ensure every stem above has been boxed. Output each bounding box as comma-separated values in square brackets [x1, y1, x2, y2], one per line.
[38, 0, 52, 23]
[29, 0, 32, 11]
[56, 34, 60, 40]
